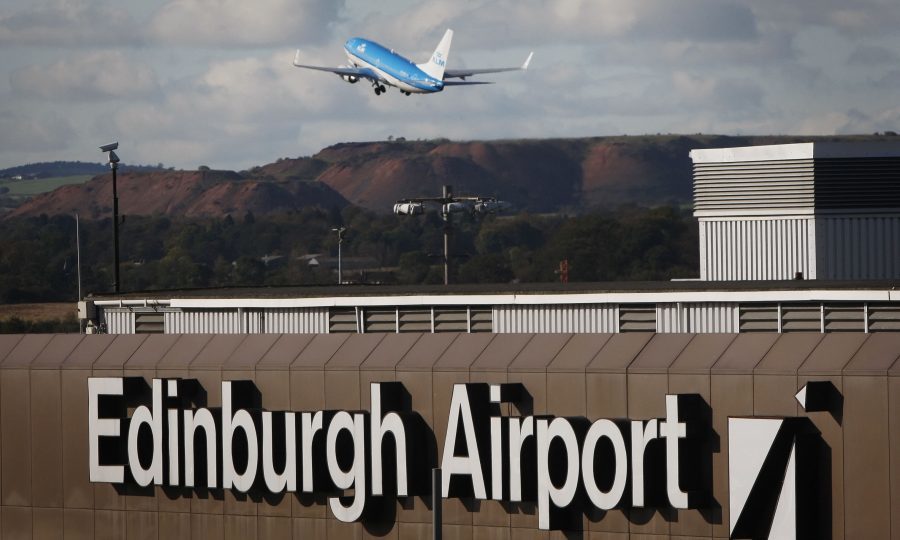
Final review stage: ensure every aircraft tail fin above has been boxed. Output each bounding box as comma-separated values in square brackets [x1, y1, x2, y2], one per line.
[417, 29, 452, 80]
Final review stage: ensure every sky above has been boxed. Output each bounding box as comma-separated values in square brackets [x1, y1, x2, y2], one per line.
[1, 0, 899, 171]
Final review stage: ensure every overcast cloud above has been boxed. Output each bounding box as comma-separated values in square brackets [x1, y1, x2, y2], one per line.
[0, 0, 898, 170]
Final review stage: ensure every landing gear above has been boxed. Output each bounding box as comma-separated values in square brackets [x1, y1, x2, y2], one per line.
[402, 91, 411, 96]
[372, 84, 387, 96]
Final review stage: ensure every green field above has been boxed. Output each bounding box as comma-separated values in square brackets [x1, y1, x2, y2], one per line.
[0, 175, 94, 196]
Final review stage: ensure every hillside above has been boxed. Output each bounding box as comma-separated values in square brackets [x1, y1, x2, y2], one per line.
[8, 134, 896, 219]
[0, 160, 165, 179]
[8, 169, 349, 220]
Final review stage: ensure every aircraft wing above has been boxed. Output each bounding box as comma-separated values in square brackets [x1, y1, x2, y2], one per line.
[292, 50, 381, 81]
[443, 52, 533, 80]
[442, 81, 494, 86]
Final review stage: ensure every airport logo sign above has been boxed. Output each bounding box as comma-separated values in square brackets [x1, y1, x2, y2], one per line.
[728, 382, 834, 539]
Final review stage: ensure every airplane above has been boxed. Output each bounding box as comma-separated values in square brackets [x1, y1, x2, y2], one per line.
[292, 29, 532, 96]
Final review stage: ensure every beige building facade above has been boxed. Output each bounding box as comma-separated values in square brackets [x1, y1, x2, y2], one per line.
[0, 331, 898, 539]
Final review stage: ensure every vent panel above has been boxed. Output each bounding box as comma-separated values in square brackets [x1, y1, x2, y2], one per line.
[781, 304, 821, 332]
[823, 304, 864, 332]
[329, 307, 358, 333]
[434, 307, 468, 332]
[398, 309, 431, 333]
[619, 305, 656, 332]
[469, 307, 493, 333]
[867, 304, 900, 332]
[739, 305, 779, 332]
[363, 308, 396, 333]
[134, 312, 164, 334]
[693, 159, 815, 213]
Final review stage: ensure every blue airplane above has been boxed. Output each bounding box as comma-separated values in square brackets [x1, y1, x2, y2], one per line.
[292, 29, 532, 96]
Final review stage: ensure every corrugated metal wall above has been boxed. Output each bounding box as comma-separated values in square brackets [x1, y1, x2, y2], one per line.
[699, 218, 814, 280]
[818, 215, 900, 280]
[657, 303, 739, 333]
[100, 309, 134, 334]
[264, 308, 328, 333]
[493, 304, 617, 333]
[99, 301, 900, 335]
[165, 310, 243, 334]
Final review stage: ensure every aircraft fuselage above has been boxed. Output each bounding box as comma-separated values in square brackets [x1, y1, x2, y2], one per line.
[344, 38, 444, 94]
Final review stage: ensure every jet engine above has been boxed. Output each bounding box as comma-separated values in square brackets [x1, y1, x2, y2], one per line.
[338, 66, 359, 84]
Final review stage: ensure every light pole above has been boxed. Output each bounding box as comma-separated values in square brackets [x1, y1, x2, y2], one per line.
[332, 227, 346, 284]
[100, 142, 121, 293]
[74, 213, 82, 301]
[442, 185, 451, 285]
[393, 185, 509, 285]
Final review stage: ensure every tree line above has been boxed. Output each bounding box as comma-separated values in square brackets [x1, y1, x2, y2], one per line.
[0, 205, 699, 303]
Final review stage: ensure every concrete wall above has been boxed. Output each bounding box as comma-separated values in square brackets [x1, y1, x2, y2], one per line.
[0, 332, 898, 539]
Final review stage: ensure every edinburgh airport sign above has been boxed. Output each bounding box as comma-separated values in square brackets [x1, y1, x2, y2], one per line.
[89, 378, 713, 530]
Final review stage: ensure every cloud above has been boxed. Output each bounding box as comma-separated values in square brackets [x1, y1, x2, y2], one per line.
[356, 0, 636, 52]
[629, 0, 758, 42]
[672, 72, 764, 118]
[362, 0, 759, 53]
[0, 0, 139, 47]
[752, 1, 900, 37]
[2, 0, 900, 172]
[795, 106, 900, 135]
[105, 49, 353, 168]
[145, 0, 345, 47]
[10, 51, 161, 101]
[871, 70, 900, 91]
[0, 110, 75, 152]
[848, 45, 900, 65]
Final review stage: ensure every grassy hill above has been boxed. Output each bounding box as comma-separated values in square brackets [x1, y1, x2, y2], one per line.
[1, 175, 94, 197]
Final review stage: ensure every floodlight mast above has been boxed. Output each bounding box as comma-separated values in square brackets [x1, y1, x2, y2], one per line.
[393, 184, 508, 285]
[100, 143, 121, 293]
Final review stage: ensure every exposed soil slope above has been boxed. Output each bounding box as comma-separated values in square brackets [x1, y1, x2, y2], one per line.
[10, 169, 349, 219]
[10, 134, 892, 219]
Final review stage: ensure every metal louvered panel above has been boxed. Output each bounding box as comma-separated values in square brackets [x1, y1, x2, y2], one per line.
[164, 310, 242, 333]
[102, 309, 135, 334]
[823, 304, 865, 332]
[693, 159, 815, 213]
[815, 158, 900, 208]
[134, 312, 164, 334]
[434, 307, 468, 332]
[619, 305, 656, 332]
[818, 215, 900, 280]
[364, 308, 397, 333]
[867, 304, 900, 332]
[264, 308, 328, 333]
[739, 305, 778, 332]
[491, 304, 617, 333]
[329, 307, 358, 333]
[699, 218, 813, 281]
[469, 307, 493, 333]
[398, 308, 431, 333]
[781, 304, 821, 332]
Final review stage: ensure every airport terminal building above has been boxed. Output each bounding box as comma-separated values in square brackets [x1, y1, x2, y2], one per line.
[1, 142, 899, 539]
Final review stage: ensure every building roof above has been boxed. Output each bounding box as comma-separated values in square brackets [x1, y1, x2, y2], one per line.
[83, 280, 900, 319]
[690, 141, 900, 163]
